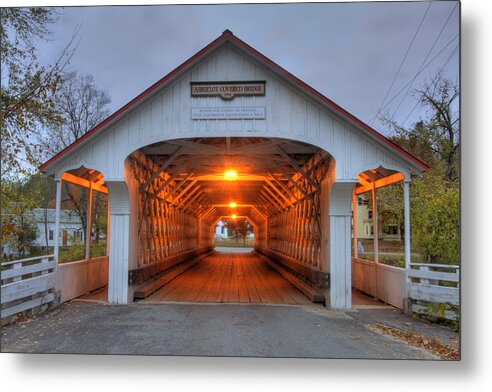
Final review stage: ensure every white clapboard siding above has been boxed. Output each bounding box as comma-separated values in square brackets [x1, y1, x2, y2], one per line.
[409, 282, 459, 306]
[1, 273, 56, 303]
[46, 43, 418, 182]
[1, 292, 55, 319]
[1, 260, 55, 280]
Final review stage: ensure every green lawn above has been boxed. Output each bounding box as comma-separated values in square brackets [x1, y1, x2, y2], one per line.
[214, 237, 254, 248]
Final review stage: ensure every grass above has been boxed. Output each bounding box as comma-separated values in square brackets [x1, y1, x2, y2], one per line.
[1, 242, 107, 264]
[214, 237, 254, 248]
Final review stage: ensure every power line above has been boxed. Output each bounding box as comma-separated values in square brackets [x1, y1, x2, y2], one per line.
[401, 43, 459, 127]
[391, 2, 458, 118]
[369, 1, 432, 125]
[370, 32, 459, 126]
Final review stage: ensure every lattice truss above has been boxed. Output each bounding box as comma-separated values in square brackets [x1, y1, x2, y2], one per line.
[129, 152, 213, 266]
[267, 153, 330, 270]
[128, 138, 331, 269]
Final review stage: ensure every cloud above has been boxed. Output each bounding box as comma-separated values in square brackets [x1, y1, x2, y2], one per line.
[36, 2, 459, 133]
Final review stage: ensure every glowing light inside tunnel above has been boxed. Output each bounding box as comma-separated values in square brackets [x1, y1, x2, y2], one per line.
[224, 169, 237, 179]
[229, 202, 237, 208]
[231, 214, 237, 219]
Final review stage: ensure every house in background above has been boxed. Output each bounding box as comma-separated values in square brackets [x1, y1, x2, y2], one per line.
[32, 208, 85, 248]
[214, 220, 228, 239]
[1, 209, 85, 258]
[355, 195, 402, 241]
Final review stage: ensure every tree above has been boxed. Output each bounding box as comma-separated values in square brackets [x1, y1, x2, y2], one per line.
[22, 173, 57, 246]
[62, 181, 89, 250]
[376, 182, 405, 242]
[410, 162, 459, 264]
[380, 71, 460, 264]
[223, 218, 253, 244]
[1, 179, 39, 259]
[383, 70, 459, 184]
[0, 7, 76, 176]
[35, 71, 111, 160]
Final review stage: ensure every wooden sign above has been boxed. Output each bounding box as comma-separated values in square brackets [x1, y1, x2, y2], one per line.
[191, 81, 266, 100]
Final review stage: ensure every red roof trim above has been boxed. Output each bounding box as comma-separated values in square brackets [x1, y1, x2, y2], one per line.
[226, 34, 429, 171]
[40, 30, 429, 172]
[39, 32, 229, 172]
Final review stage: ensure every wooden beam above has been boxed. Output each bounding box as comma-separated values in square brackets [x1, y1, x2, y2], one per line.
[163, 173, 194, 200]
[267, 171, 298, 200]
[232, 139, 285, 154]
[355, 173, 404, 195]
[262, 185, 287, 209]
[173, 179, 198, 202]
[166, 139, 224, 154]
[61, 172, 108, 194]
[275, 145, 319, 190]
[264, 178, 293, 206]
[226, 136, 231, 154]
[260, 190, 283, 211]
[154, 168, 189, 196]
[204, 206, 218, 220]
[140, 146, 183, 190]
[275, 164, 309, 198]
[257, 193, 274, 212]
[199, 206, 215, 219]
[182, 188, 203, 207]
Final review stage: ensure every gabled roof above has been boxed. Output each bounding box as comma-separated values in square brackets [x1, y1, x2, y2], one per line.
[39, 29, 429, 172]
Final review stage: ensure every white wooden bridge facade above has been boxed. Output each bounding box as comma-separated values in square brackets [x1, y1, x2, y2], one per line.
[34, 30, 432, 311]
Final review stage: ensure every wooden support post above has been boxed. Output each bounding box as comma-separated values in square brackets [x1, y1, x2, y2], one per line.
[372, 181, 379, 300]
[353, 191, 358, 259]
[329, 181, 356, 310]
[404, 179, 411, 297]
[106, 181, 130, 304]
[372, 182, 378, 264]
[86, 181, 93, 261]
[54, 179, 62, 285]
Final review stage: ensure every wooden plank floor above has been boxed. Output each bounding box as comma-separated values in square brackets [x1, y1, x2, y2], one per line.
[145, 251, 311, 305]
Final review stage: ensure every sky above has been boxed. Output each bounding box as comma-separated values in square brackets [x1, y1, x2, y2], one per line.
[35, 0, 460, 136]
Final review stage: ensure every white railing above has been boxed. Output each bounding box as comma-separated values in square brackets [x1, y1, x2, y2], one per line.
[1, 255, 57, 320]
[407, 263, 460, 320]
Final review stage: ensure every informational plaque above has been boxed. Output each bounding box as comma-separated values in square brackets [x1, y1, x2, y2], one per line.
[191, 81, 266, 100]
[191, 107, 266, 120]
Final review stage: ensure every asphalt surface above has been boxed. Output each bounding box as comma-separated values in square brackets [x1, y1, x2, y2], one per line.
[1, 301, 437, 359]
[349, 308, 460, 349]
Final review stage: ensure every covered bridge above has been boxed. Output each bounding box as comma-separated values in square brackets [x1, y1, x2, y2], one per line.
[39, 30, 428, 309]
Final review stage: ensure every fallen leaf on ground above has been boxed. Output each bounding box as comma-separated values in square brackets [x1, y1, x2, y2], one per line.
[369, 323, 459, 360]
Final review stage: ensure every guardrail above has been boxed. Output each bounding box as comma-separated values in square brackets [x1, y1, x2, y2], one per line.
[1, 255, 57, 321]
[407, 263, 460, 320]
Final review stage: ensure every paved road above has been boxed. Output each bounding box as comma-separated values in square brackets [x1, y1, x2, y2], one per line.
[1, 301, 436, 359]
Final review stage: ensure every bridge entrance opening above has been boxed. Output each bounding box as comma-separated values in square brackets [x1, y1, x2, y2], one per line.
[127, 137, 333, 304]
